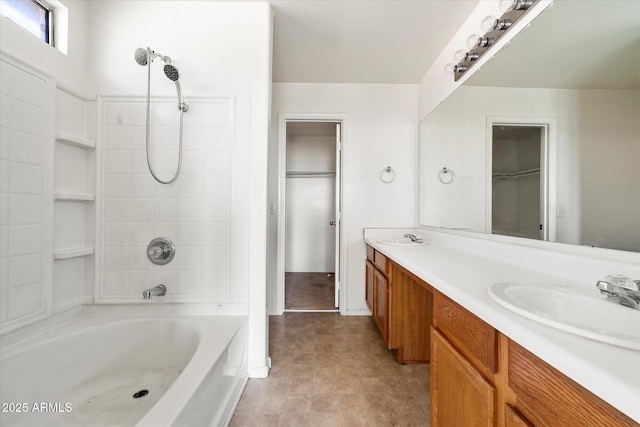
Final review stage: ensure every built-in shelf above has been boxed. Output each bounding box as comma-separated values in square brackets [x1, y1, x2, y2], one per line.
[286, 170, 336, 178]
[53, 247, 94, 260]
[54, 192, 95, 201]
[55, 132, 95, 149]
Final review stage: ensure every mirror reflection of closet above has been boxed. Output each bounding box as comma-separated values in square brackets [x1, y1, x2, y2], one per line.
[491, 124, 547, 240]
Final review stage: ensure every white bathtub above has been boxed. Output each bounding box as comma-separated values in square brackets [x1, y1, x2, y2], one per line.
[0, 308, 248, 427]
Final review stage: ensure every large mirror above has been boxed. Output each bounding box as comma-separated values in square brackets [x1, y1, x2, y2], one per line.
[419, 0, 640, 252]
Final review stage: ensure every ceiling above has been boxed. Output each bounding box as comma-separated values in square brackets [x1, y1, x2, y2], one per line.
[269, 0, 480, 84]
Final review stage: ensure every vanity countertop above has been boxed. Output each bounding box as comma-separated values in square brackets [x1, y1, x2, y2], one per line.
[364, 228, 640, 423]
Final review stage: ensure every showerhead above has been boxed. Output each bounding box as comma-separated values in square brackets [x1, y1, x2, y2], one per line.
[164, 64, 180, 81]
[135, 47, 149, 66]
[135, 47, 171, 66]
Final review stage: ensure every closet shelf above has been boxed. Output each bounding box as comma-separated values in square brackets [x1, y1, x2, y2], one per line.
[55, 192, 95, 201]
[53, 247, 94, 260]
[286, 170, 336, 178]
[55, 132, 95, 149]
[492, 168, 540, 179]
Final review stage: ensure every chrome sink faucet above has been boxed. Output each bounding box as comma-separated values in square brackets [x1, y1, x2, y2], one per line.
[596, 275, 640, 309]
[404, 233, 423, 243]
[143, 284, 167, 300]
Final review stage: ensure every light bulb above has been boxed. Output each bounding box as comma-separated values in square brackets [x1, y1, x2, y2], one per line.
[466, 34, 481, 50]
[443, 63, 455, 75]
[454, 49, 467, 63]
[481, 15, 498, 33]
[499, 0, 516, 13]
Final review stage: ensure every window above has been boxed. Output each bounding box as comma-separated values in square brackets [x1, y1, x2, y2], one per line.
[1, 0, 53, 45]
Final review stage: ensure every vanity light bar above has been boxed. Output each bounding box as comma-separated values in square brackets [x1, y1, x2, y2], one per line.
[453, 0, 539, 81]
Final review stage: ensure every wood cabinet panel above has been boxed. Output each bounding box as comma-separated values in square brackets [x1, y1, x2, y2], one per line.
[373, 250, 389, 276]
[434, 292, 497, 379]
[366, 245, 374, 262]
[388, 263, 432, 363]
[373, 268, 388, 343]
[505, 405, 533, 427]
[365, 260, 374, 312]
[509, 340, 638, 427]
[431, 328, 495, 427]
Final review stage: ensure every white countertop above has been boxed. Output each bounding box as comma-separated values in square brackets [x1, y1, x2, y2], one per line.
[364, 228, 640, 423]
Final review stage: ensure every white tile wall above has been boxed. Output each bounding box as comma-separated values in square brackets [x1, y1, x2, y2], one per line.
[0, 59, 48, 329]
[99, 99, 232, 301]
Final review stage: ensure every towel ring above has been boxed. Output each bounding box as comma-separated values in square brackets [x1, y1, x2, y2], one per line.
[381, 166, 396, 183]
[438, 167, 454, 184]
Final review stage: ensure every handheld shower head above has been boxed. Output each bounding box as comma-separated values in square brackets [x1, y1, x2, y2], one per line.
[163, 64, 180, 81]
[135, 47, 149, 66]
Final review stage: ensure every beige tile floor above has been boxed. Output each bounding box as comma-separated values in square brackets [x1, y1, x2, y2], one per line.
[285, 273, 336, 311]
[230, 312, 430, 426]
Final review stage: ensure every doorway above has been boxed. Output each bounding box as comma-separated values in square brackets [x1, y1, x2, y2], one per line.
[277, 118, 342, 313]
[490, 124, 547, 240]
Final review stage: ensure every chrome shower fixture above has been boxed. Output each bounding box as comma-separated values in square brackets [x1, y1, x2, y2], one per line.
[134, 46, 189, 184]
[134, 47, 171, 66]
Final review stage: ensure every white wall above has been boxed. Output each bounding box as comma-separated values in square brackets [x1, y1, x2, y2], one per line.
[420, 85, 640, 251]
[269, 83, 418, 315]
[89, 0, 272, 376]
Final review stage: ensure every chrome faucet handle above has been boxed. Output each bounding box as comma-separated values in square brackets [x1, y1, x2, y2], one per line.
[596, 278, 640, 310]
[404, 233, 423, 243]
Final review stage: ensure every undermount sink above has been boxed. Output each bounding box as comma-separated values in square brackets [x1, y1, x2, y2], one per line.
[376, 238, 426, 246]
[489, 282, 640, 351]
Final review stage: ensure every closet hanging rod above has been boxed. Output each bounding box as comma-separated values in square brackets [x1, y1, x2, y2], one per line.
[492, 167, 540, 179]
[286, 170, 336, 178]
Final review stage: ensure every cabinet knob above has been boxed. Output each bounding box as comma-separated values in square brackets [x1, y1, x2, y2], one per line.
[330, 221, 336, 226]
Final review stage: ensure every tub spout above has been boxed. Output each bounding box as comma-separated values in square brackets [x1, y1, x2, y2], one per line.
[143, 284, 166, 300]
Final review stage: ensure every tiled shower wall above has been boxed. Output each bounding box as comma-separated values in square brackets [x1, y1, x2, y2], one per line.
[99, 98, 233, 302]
[0, 58, 50, 330]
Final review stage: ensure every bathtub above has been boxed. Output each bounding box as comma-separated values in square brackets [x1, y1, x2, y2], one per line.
[0, 307, 248, 427]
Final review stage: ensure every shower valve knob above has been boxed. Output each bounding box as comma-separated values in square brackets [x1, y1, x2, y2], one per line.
[147, 237, 175, 265]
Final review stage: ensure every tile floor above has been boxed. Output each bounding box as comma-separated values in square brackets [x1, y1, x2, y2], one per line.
[230, 312, 430, 426]
[285, 272, 336, 310]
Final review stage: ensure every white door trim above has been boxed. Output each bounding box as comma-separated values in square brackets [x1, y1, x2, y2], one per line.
[276, 113, 347, 315]
[485, 116, 557, 242]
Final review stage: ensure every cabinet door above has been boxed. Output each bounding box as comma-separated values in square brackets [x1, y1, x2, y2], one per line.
[374, 269, 389, 343]
[505, 405, 533, 427]
[431, 328, 495, 427]
[366, 260, 375, 312]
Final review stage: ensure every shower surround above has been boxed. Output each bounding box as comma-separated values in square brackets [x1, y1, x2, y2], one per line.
[98, 97, 238, 303]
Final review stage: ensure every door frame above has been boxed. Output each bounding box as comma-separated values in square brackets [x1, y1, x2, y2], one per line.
[485, 116, 557, 242]
[276, 113, 347, 315]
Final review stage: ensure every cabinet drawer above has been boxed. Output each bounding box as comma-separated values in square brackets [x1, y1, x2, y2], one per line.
[433, 292, 497, 379]
[373, 250, 390, 276]
[366, 245, 375, 262]
[509, 340, 638, 427]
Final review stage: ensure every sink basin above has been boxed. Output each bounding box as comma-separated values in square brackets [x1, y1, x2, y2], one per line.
[489, 282, 640, 350]
[376, 238, 426, 246]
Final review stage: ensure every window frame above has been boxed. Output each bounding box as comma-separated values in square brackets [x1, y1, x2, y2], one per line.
[1, 0, 55, 46]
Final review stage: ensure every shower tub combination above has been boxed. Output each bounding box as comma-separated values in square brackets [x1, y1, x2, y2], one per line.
[0, 308, 247, 427]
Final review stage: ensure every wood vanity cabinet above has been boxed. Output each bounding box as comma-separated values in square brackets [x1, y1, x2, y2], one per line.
[507, 340, 638, 427]
[431, 291, 497, 427]
[365, 245, 431, 363]
[430, 289, 639, 427]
